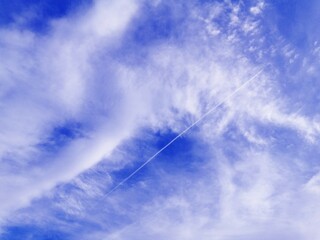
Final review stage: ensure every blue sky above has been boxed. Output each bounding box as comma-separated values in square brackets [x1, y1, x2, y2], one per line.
[0, 0, 320, 239]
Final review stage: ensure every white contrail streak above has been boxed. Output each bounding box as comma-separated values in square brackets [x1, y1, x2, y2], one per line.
[106, 68, 264, 196]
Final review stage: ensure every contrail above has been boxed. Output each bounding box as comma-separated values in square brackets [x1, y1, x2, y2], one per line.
[106, 68, 264, 196]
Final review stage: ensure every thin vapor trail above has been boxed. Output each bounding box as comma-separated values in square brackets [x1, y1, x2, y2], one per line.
[106, 68, 264, 196]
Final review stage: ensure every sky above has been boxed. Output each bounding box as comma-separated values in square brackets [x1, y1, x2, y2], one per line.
[0, 0, 320, 239]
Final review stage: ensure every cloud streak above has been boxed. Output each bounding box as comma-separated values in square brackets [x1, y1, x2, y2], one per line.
[1, 0, 320, 239]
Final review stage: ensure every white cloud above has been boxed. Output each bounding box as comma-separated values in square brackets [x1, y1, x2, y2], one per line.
[0, 0, 140, 222]
[1, 1, 320, 239]
[250, 1, 265, 16]
[92, 150, 300, 240]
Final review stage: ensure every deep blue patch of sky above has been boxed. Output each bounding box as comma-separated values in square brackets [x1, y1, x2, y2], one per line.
[2, 225, 71, 240]
[37, 121, 85, 154]
[271, 0, 320, 49]
[0, 0, 92, 33]
[108, 128, 210, 193]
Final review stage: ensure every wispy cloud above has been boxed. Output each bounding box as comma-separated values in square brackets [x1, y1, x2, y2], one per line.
[0, 0, 140, 222]
[1, 0, 320, 239]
